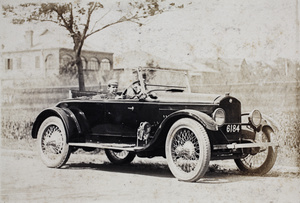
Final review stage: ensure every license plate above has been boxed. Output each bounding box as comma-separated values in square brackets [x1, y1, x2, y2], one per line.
[225, 124, 241, 133]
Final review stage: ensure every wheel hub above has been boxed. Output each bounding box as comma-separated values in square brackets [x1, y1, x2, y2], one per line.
[43, 128, 63, 154]
[175, 141, 195, 158]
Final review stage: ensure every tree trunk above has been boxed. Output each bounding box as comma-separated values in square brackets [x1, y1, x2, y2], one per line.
[76, 54, 85, 91]
[74, 37, 85, 91]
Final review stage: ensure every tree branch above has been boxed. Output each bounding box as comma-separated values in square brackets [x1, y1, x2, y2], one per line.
[90, 9, 111, 34]
[85, 19, 122, 38]
[52, 4, 74, 35]
[69, 3, 74, 31]
[82, 2, 96, 40]
[85, 13, 145, 38]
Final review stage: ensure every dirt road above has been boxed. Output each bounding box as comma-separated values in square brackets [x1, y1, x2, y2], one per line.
[1, 149, 299, 203]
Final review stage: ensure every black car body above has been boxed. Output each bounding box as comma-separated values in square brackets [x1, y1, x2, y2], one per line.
[32, 68, 278, 182]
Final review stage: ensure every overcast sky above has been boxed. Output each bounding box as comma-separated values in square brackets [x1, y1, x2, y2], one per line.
[1, 0, 299, 63]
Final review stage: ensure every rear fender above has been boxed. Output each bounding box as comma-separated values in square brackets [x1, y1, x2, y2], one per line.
[31, 107, 81, 142]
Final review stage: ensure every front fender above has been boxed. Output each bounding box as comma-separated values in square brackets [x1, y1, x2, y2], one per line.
[261, 114, 280, 132]
[140, 109, 217, 152]
[242, 112, 279, 133]
[163, 109, 218, 131]
[137, 109, 218, 151]
[31, 107, 80, 142]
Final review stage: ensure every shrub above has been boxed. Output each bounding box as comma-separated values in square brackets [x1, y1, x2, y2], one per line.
[270, 112, 300, 167]
[1, 109, 35, 140]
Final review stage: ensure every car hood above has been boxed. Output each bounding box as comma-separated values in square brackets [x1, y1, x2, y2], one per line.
[151, 92, 221, 103]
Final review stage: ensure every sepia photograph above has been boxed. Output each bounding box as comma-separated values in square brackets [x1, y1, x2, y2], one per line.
[1, 0, 299, 202]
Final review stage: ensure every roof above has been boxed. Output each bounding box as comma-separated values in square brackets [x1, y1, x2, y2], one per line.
[2, 29, 101, 52]
[114, 51, 219, 73]
[114, 51, 181, 70]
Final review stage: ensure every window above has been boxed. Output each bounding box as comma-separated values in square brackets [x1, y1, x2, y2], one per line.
[100, 59, 111, 70]
[60, 54, 75, 74]
[45, 54, 55, 70]
[88, 57, 99, 70]
[5, 58, 13, 70]
[35, 56, 40, 69]
[61, 55, 73, 66]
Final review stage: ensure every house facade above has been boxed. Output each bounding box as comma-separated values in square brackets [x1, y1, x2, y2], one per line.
[1, 30, 113, 88]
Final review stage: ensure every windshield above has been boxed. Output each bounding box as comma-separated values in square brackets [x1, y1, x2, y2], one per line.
[118, 68, 190, 93]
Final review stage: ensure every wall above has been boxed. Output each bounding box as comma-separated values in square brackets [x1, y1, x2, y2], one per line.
[2, 49, 49, 80]
[1, 48, 114, 89]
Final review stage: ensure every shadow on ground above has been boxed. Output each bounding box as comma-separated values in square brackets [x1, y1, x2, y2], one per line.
[62, 158, 299, 184]
[64, 161, 174, 178]
[62, 160, 254, 184]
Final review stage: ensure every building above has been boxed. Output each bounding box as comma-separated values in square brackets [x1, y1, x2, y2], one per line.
[112, 50, 219, 90]
[1, 29, 113, 88]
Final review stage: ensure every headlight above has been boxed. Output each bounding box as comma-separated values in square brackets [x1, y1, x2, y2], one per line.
[249, 109, 262, 127]
[213, 108, 225, 126]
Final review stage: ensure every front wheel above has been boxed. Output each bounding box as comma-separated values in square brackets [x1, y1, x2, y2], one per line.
[37, 116, 71, 168]
[105, 149, 136, 164]
[165, 118, 211, 182]
[234, 127, 278, 175]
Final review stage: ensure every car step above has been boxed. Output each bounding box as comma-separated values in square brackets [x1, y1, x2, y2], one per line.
[68, 142, 144, 151]
[213, 142, 279, 150]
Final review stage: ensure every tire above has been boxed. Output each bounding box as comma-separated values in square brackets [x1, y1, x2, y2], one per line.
[105, 149, 136, 164]
[165, 118, 211, 182]
[37, 116, 71, 168]
[234, 127, 278, 175]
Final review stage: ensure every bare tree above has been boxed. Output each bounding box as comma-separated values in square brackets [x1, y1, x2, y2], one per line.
[3, 1, 182, 91]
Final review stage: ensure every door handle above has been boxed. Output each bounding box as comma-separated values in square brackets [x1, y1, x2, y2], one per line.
[128, 106, 134, 111]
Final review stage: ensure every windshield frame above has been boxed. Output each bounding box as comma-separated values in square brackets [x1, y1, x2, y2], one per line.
[134, 67, 191, 94]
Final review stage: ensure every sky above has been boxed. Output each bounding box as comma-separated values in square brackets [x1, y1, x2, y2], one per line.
[1, 0, 299, 64]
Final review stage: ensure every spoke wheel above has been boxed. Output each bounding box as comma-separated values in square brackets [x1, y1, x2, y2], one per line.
[235, 127, 277, 175]
[37, 116, 71, 168]
[105, 149, 136, 164]
[166, 118, 211, 182]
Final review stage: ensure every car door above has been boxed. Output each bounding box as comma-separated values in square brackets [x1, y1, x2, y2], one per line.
[104, 100, 161, 138]
[84, 100, 139, 143]
[104, 99, 140, 137]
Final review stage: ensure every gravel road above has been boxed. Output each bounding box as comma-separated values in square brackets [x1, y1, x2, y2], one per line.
[1, 149, 299, 203]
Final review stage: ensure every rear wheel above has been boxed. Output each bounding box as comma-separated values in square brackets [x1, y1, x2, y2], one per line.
[105, 149, 136, 164]
[234, 127, 277, 175]
[165, 118, 211, 182]
[37, 116, 71, 168]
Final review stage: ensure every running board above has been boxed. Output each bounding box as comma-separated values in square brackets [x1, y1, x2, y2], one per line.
[68, 142, 144, 152]
[213, 142, 279, 150]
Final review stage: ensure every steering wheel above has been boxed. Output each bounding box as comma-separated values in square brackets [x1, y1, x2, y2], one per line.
[121, 81, 158, 100]
[121, 81, 145, 99]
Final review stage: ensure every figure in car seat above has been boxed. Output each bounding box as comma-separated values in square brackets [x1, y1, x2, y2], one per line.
[106, 79, 119, 99]
[124, 81, 144, 99]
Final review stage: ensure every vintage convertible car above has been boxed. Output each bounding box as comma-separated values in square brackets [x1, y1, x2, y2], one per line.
[32, 68, 279, 182]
